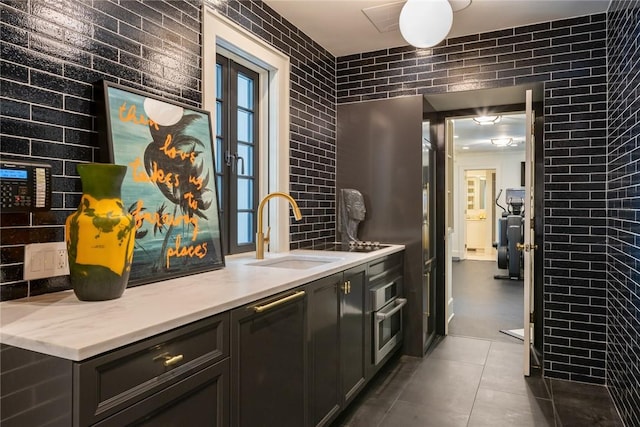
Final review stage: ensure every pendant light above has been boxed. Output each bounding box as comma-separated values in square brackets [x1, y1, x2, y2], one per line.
[399, 0, 454, 48]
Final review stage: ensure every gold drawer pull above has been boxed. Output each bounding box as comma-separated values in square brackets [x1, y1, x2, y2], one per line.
[253, 290, 305, 313]
[163, 354, 184, 367]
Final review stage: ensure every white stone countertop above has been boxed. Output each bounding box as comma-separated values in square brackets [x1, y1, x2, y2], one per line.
[0, 245, 404, 361]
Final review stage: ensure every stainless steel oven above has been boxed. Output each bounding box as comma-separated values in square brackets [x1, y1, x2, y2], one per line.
[371, 275, 406, 365]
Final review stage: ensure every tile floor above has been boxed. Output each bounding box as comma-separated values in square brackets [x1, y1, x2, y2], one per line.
[333, 335, 624, 427]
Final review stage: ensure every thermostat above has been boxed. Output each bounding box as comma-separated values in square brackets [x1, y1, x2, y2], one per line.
[0, 160, 52, 212]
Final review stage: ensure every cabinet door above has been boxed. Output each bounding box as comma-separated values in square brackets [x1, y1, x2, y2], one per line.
[307, 274, 341, 427]
[341, 265, 367, 403]
[95, 359, 229, 427]
[231, 290, 307, 427]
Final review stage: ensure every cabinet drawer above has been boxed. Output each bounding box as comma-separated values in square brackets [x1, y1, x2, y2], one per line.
[94, 358, 229, 427]
[368, 252, 403, 281]
[74, 313, 229, 426]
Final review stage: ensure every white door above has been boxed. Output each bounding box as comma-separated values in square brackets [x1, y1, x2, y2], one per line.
[445, 119, 455, 333]
[522, 89, 536, 376]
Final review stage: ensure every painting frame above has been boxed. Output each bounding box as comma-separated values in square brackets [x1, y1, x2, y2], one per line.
[95, 80, 225, 287]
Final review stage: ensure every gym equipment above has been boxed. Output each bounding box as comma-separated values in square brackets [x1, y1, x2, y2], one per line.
[493, 188, 525, 280]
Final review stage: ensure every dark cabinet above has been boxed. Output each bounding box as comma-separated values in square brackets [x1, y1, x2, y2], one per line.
[96, 359, 229, 427]
[307, 265, 367, 427]
[307, 273, 341, 426]
[230, 289, 307, 427]
[2, 251, 405, 427]
[340, 265, 367, 402]
[74, 313, 229, 427]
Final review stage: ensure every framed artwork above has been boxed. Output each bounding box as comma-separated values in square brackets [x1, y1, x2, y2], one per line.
[96, 81, 225, 286]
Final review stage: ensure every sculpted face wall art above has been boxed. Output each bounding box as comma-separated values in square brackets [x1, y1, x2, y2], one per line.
[96, 81, 225, 286]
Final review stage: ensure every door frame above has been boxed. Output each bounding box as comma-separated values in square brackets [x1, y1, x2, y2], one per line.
[428, 101, 544, 357]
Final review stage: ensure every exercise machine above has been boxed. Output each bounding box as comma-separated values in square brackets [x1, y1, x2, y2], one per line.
[493, 188, 525, 280]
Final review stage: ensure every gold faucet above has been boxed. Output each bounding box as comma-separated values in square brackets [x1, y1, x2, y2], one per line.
[256, 192, 302, 259]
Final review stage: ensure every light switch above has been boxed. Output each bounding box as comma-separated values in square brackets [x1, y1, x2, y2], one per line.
[24, 242, 69, 281]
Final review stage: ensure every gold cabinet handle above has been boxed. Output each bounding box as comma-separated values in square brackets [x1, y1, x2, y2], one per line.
[342, 280, 351, 294]
[163, 354, 184, 367]
[253, 290, 305, 313]
[154, 352, 184, 367]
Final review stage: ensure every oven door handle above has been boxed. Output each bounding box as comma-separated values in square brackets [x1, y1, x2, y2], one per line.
[375, 298, 407, 320]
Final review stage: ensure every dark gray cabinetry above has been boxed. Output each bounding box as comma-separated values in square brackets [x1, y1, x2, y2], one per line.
[340, 265, 368, 403]
[337, 97, 423, 357]
[307, 265, 367, 427]
[307, 273, 341, 426]
[230, 289, 307, 427]
[1, 251, 404, 427]
[94, 359, 229, 426]
[75, 313, 229, 427]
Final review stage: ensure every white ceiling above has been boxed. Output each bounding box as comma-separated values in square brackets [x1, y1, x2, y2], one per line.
[422, 112, 527, 153]
[453, 113, 527, 153]
[263, 0, 610, 57]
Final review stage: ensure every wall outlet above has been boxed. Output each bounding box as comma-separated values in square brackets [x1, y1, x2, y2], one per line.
[23, 242, 70, 281]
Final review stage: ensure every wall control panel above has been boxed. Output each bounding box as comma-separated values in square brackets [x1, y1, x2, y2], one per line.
[1, 160, 52, 212]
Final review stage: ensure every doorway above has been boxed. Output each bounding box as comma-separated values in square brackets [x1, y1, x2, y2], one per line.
[448, 113, 527, 344]
[428, 86, 544, 377]
[463, 169, 496, 261]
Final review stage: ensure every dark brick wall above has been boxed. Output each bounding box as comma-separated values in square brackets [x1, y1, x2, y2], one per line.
[336, 14, 608, 383]
[606, 1, 640, 425]
[0, 344, 73, 426]
[0, 0, 336, 299]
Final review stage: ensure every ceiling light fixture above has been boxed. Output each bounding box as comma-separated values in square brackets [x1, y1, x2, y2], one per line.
[399, 0, 453, 48]
[491, 137, 513, 147]
[448, 0, 472, 12]
[473, 115, 501, 125]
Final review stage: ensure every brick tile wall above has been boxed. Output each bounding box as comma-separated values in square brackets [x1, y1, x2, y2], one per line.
[336, 14, 608, 383]
[0, 344, 72, 426]
[606, 1, 640, 425]
[0, 0, 336, 299]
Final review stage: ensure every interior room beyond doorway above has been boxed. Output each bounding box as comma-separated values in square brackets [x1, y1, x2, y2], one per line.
[464, 168, 495, 261]
[449, 112, 526, 343]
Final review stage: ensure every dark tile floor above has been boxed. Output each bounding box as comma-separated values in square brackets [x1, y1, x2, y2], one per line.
[449, 259, 523, 343]
[332, 259, 624, 426]
[333, 336, 624, 426]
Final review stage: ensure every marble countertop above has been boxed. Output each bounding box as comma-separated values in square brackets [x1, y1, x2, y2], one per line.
[0, 246, 403, 361]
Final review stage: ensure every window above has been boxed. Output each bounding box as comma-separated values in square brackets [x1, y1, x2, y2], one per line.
[203, 8, 291, 256]
[216, 54, 260, 254]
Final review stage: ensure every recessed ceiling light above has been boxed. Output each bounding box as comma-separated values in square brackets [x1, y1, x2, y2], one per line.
[473, 115, 501, 125]
[462, 146, 470, 150]
[491, 137, 513, 147]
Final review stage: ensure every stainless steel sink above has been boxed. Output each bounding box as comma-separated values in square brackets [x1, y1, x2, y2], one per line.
[248, 255, 343, 270]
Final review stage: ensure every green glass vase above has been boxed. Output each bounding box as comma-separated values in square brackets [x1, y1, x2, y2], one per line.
[65, 163, 136, 301]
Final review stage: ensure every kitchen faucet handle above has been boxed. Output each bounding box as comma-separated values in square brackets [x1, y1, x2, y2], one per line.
[264, 226, 271, 244]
